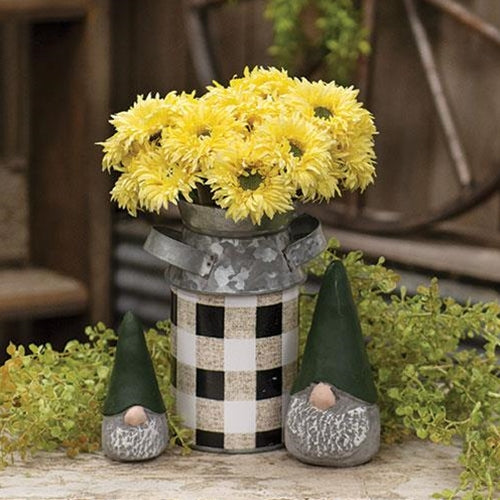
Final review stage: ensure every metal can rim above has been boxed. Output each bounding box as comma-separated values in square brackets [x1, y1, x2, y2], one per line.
[178, 200, 296, 237]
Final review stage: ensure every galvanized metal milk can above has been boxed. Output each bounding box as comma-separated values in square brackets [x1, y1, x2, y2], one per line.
[144, 201, 326, 452]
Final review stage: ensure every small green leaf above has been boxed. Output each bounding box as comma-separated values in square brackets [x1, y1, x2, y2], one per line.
[416, 428, 428, 440]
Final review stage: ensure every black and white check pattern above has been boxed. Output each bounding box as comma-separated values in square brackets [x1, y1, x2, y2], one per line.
[170, 286, 299, 451]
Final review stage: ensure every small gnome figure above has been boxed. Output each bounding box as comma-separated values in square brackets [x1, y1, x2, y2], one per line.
[285, 261, 380, 467]
[101, 312, 169, 461]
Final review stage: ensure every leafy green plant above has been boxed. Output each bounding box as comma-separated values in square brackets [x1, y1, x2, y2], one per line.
[0, 321, 191, 466]
[265, 0, 370, 84]
[0, 325, 115, 463]
[1, 240, 499, 498]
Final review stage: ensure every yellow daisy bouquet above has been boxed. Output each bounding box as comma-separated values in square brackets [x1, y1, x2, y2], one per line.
[100, 67, 376, 225]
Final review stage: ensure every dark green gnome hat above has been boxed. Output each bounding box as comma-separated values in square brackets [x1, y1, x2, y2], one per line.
[292, 260, 377, 404]
[102, 311, 166, 415]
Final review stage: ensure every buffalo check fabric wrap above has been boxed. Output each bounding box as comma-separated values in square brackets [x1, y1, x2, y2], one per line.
[170, 286, 299, 451]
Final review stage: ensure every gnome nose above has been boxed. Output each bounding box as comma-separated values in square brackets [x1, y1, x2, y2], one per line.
[124, 405, 148, 426]
[309, 382, 336, 410]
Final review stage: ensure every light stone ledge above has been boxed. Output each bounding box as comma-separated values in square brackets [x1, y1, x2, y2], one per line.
[0, 440, 461, 500]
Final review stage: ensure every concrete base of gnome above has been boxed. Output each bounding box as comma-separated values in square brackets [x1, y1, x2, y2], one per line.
[284, 383, 380, 467]
[102, 407, 169, 462]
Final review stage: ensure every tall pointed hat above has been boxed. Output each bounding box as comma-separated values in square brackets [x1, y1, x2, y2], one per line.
[292, 260, 377, 404]
[102, 311, 166, 415]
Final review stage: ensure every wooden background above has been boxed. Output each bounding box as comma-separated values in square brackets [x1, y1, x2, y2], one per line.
[3, 0, 499, 268]
[367, 0, 500, 232]
[0, 0, 111, 353]
[1, 0, 499, 332]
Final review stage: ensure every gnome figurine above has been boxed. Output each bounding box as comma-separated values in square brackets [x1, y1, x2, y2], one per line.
[284, 261, 380, 467]
[101, 312, 169, 461]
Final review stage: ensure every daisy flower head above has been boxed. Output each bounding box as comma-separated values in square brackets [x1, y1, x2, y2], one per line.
[206, 140, 295, 225]
[340, 113, 377, 191]
[202, 85, 285, 135]
[100, 91, 195, 172]
[254, 114, 340, 201]
[228, 66, 294, 100]
[163, 99, 245, 174]
[285, 79, 377, 190]
[100, 131, 131, 173]
[108, 142, 164, 215]
[287, 79, 357, 113]
[110, 171, 140, 216]
[284, 78, 376, 147]
[131, 147, 201, 213]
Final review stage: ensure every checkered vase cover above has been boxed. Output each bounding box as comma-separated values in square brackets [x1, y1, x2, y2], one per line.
[170, 285, 299, 452]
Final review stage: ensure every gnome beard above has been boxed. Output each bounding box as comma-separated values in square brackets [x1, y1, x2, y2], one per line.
[285, 383, 380, 467]
[102, 407, 168, 462]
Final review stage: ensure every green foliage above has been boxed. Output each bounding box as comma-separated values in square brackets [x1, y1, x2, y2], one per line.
[1, 239, 499, 498]
[303, 239, 500, 499]
[0, 323, 116, 463]
[265, 0, 369, 84]
[0, 321, 191, 467]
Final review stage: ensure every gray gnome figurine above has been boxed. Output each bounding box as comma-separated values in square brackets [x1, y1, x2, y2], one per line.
[285, 261, 380, 467]
[101, 312, 169, 461]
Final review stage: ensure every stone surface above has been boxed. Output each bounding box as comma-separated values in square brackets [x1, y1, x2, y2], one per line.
[0, 440, 462, 499]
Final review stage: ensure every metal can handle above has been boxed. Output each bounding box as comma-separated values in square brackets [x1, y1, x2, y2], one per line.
[143, 226, 216, 277]
[283, 214, 327, 269]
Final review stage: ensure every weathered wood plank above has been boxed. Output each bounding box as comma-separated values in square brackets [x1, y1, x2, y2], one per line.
[0, 0, 87, 20]
[28, 10, 112, 324]
[245, 0, 273, 68]
[84, 0, 112, 324]
[127, 0, 193, 95]
[29, 21, 89, 281]
[0, 22, 30, 265]
[429, 0, 500, 232]
[0, 441, 461, 500]
[364, 0, 435, 216]
[0, 267, 88, 319]
[207, 1, 247, 84]
[327, 226, 500, 283]
[0, 167, 28, 263]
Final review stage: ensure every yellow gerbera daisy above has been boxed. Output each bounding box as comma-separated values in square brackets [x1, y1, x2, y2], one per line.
[100, 132, 131, 172]
[206, 140, 295, 224]
[99, 91, 195, 172]
[339, 110, 377, 191]
[110, 172, 140, 216]
[284, 79, 377, 191]
[164, 100, 245, 174]
[340, 135, 376, 191]
[225, 66, 294, 100]
[253, 114, 340, 201]
[202, 86, 285, 134]
[132, 148, 202, 213]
